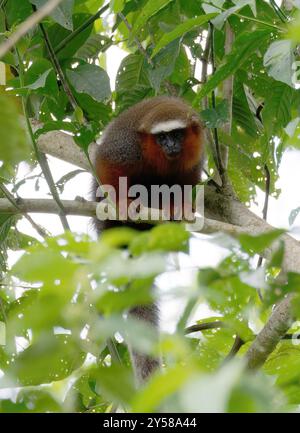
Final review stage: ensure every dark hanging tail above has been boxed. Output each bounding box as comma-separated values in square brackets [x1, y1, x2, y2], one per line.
[128, 303, 162, 384]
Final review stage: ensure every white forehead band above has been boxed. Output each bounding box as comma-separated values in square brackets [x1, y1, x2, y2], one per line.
[150, 120, 187, 134]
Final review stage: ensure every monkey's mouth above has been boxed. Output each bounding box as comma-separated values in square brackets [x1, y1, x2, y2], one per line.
[164, 151, 181, 160]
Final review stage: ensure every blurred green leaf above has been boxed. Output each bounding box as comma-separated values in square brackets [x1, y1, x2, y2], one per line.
[238, 229, 285, 254]
[130, 223, 190, 256]
[30, 0, 74, 30]
[201, 99, 229, 128]
[151, 14, 216, 57]
[67, 63, 111, 102]
[0, 95, 30, 174]
[263, 40, 295, 88]
[132, 0, 173, 35]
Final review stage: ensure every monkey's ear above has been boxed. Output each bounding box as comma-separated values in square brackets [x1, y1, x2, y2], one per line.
[190, 114, 200, 124]
[190, 114, 204, 131]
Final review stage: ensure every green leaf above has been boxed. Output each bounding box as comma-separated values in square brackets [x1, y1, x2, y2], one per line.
[0, 95, 30, 174]
[130, 223, 190, 256]
[48, 13, 93, 59]
[238, 229, 285, 254]
[147, 39, 180, 90]
[287, 13, 300, 43]
[67, 63, 111, 102]
[8, 59, 58, 98]
[200, 99, 229, 128]
[25, 69, 52, 90]
[6, 0, 31, 27]
[110, 0, 124, 13]
[56, 169, 86, 193]
[12, 247, 78, 284]
[151, 14, 217, 58]
[194, 29, 271, 103]
[100, 227, 138, 248]
[116, 54, 152, 110]
[96, 278, 153, 314]
[2, 334, 85, 386]
[95, 364, 136, 405]
[33, 121, 77, 139]
[30, 0, 74, 30]
[262, 81, 295, 135]
[132, 365, 192, 412]
[263, 39, 295, 88]
[233, 78, 261, 138]
[132, 0, 173, 35]
[204, 0, 257, 30]
[76, 34, 113, 60]
[0, 390, 61, 413]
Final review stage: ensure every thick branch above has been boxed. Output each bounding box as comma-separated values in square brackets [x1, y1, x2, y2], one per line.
[34, 122, 96, 170]
[245, 294, 294, 369]
[0, 197, 97, 217]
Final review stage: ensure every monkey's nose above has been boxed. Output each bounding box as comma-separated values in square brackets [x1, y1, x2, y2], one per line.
[161, 135, 182, 158]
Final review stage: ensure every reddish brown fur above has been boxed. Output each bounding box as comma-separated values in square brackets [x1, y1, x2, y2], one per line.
[96, 124, 203, 209]
[140, 125, 203, 176]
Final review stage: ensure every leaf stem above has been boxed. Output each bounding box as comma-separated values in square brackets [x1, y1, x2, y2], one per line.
[54, 3, 110, 54]
[269, 0, 288, 23]
[34, 5, 78, 111]
[16, 48, 70, 231]
[215, 5, 285, 31]
[210, 23, 226, 186]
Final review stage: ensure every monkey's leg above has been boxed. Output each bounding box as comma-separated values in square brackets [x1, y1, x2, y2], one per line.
[128, 303, 162, 384]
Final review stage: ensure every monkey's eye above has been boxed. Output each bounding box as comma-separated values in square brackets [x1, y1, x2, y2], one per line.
[157, 132, 167, 141]
[155, 132, 168, 145]
[172, 128, 185, 140]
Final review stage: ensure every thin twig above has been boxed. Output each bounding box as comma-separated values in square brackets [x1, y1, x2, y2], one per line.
[269, 0, 288, 22]
[34, 6, 78, 111]
[185, 321, 225, 334]
[0, 183, 48, 238]
[16, 48, 70, 231]
[210, 23, 226, 186]
[216, 6, 284, 31]
[0, 0, 65, 59]
[200, 29, 211, 110]
[54, 3, 110, 54]
[118, 12, 154, 67]
[256, 164, 271, 284]
[224, 335, 244, 362]
[199, 28, 221, 179]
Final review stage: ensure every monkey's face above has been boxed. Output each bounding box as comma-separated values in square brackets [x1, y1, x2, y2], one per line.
[154, 128, 185, 159]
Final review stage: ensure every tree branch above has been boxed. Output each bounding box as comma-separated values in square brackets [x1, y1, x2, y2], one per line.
[17, 55, 70, 232]
[221, 22, 234, 170]
[0, 0, 64, 59]
[37, 12, 78, 111]
[245, 294, 294, 369]
[0, 183, 48, 238]
[33, 121, 95, 170]
[0, 197, 97, 217]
